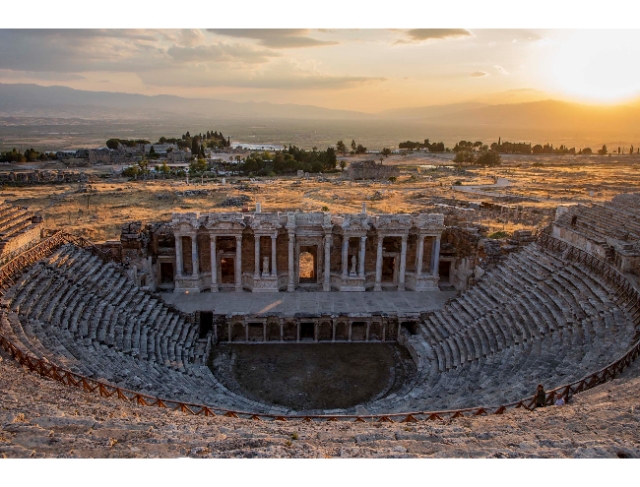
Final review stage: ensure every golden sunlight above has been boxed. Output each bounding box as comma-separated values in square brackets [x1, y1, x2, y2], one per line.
[543, 30, 640, 103]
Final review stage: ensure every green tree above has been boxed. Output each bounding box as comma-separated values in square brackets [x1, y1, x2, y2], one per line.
[339, 160, 347, 171]
[351, 140, 357, 152]
[454, 150, 475, 163]
[381, 148, 391, 157]
[355, 144, 367, 154]
[475, 151, 501, 166]
[106, 139, 120, 150]
[336, 140, 347, 155]
[189, 158, 208, 175]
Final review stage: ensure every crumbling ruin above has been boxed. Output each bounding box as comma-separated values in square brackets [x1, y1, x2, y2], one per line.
[347, 160, 399, 180]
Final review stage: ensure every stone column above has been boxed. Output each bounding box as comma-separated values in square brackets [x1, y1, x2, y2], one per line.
[398, 235, 408, 291]
[323, 235, 332, 292]
[416, 234, 425, 278]
[210, 235, 218, 292]
[341, 236, 349, 278]
[271, 235, 277, 277]
[175, 234, 183, 277]
[254, 235, 260, 278]
[374, 235, 383, 292]
[358, 236, 366, 279]
[235, 235, 242, 291]
[287, 232, 295, 292]
[191, 235, 199, 277]
[431, 235, 441, 276]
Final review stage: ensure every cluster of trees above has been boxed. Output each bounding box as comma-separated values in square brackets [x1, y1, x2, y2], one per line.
[453, 140, 486, 153]
[158, 130, 230, 154]
[0, 148, 56, 163]
[490, 140, 532, 154]
[530, 143, 575, 155]
[240, 145, 337, 176]
[453, 149, 502, 166]
[335, 140, 367, 155]
[105, 139, 150, 150]
[398, 139, 446, 152]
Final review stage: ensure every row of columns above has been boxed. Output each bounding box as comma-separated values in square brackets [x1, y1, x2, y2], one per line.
[177, 234, 243, 292]
[373, 234, 408, 292]
[175, 234, 200, 279]
[341, 236, 368, 280]
[225, 320, 394, 343]
[253, 234, 278, 278]
[176, 232, 441, 292]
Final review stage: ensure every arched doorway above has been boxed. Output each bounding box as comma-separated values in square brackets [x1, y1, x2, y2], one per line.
[299, 250, 316, 283]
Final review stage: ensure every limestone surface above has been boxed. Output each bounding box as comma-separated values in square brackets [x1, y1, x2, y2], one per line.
[1, 352, 639, 458]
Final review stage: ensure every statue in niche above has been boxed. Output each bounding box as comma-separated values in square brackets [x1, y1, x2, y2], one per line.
[262, 256, 270, 277]
[350, 255, 357, 276]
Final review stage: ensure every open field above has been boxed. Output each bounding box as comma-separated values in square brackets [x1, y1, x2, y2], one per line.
[3, 153, 640, 242]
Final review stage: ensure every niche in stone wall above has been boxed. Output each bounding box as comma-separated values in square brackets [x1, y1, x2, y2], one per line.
[299, 249, 316, 283]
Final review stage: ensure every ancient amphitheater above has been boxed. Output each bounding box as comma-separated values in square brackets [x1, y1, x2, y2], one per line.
[1, 195, 640, 457]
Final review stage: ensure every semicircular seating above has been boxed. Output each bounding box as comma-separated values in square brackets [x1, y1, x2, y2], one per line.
[0, 244, 284, 414]
[0, 238, 637, 416]
[365, 243, 636, 413]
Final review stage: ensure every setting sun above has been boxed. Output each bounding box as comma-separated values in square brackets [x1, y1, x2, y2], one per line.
[541, 30, 640, 103]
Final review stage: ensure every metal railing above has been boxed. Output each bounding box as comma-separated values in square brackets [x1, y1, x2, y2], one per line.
[0, 231, 638, 422]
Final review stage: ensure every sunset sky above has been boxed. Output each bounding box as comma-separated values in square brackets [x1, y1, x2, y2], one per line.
[1, 28, 639, 112]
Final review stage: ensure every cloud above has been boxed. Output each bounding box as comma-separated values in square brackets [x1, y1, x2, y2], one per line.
[493, 65, 509, 75]
[177, 29, 206, 48]
[0, 69, 85, 81]
[470, 71, 489, 78]
[0, 30, 278, 77]
[167, 44, 279, 65]
[138, 60, 385, 90]
[397, 29, 473, 44]
[208, 29, 338, 49]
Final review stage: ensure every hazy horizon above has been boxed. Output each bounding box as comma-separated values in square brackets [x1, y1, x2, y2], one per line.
[2, 29, 640, 112]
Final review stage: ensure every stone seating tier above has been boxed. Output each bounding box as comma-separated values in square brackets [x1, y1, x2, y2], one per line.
[367, 243, 636, 413]
[0, 240, 636, 415]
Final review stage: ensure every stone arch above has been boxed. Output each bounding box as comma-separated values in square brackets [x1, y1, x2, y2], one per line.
[318, 321, 333, 341]
[335, 321, 349, 340]
[248, 322, 264, 342]
[369, 321, 382, 341]
[283, 321, 297, 341]
[299, 251, 315, 282]
[267, 322, 281, 341]
[231, 322, 245, 342]
[351, 321, 367, 341]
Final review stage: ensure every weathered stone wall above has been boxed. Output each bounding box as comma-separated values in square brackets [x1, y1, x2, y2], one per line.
[347, 160, 399, 180]
[0, 170, 93, 184]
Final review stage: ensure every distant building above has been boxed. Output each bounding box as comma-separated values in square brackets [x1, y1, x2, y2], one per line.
[144, 143, 179, 156]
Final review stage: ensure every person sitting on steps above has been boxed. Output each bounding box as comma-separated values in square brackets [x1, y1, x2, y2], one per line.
[535, 384, 546, 408]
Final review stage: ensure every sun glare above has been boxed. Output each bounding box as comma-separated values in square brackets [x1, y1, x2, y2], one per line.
[543, 30, 640, 104]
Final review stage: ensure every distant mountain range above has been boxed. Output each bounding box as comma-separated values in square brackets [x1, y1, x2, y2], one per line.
[1, 83, 640, 137]
[0, 83, 370, 121]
